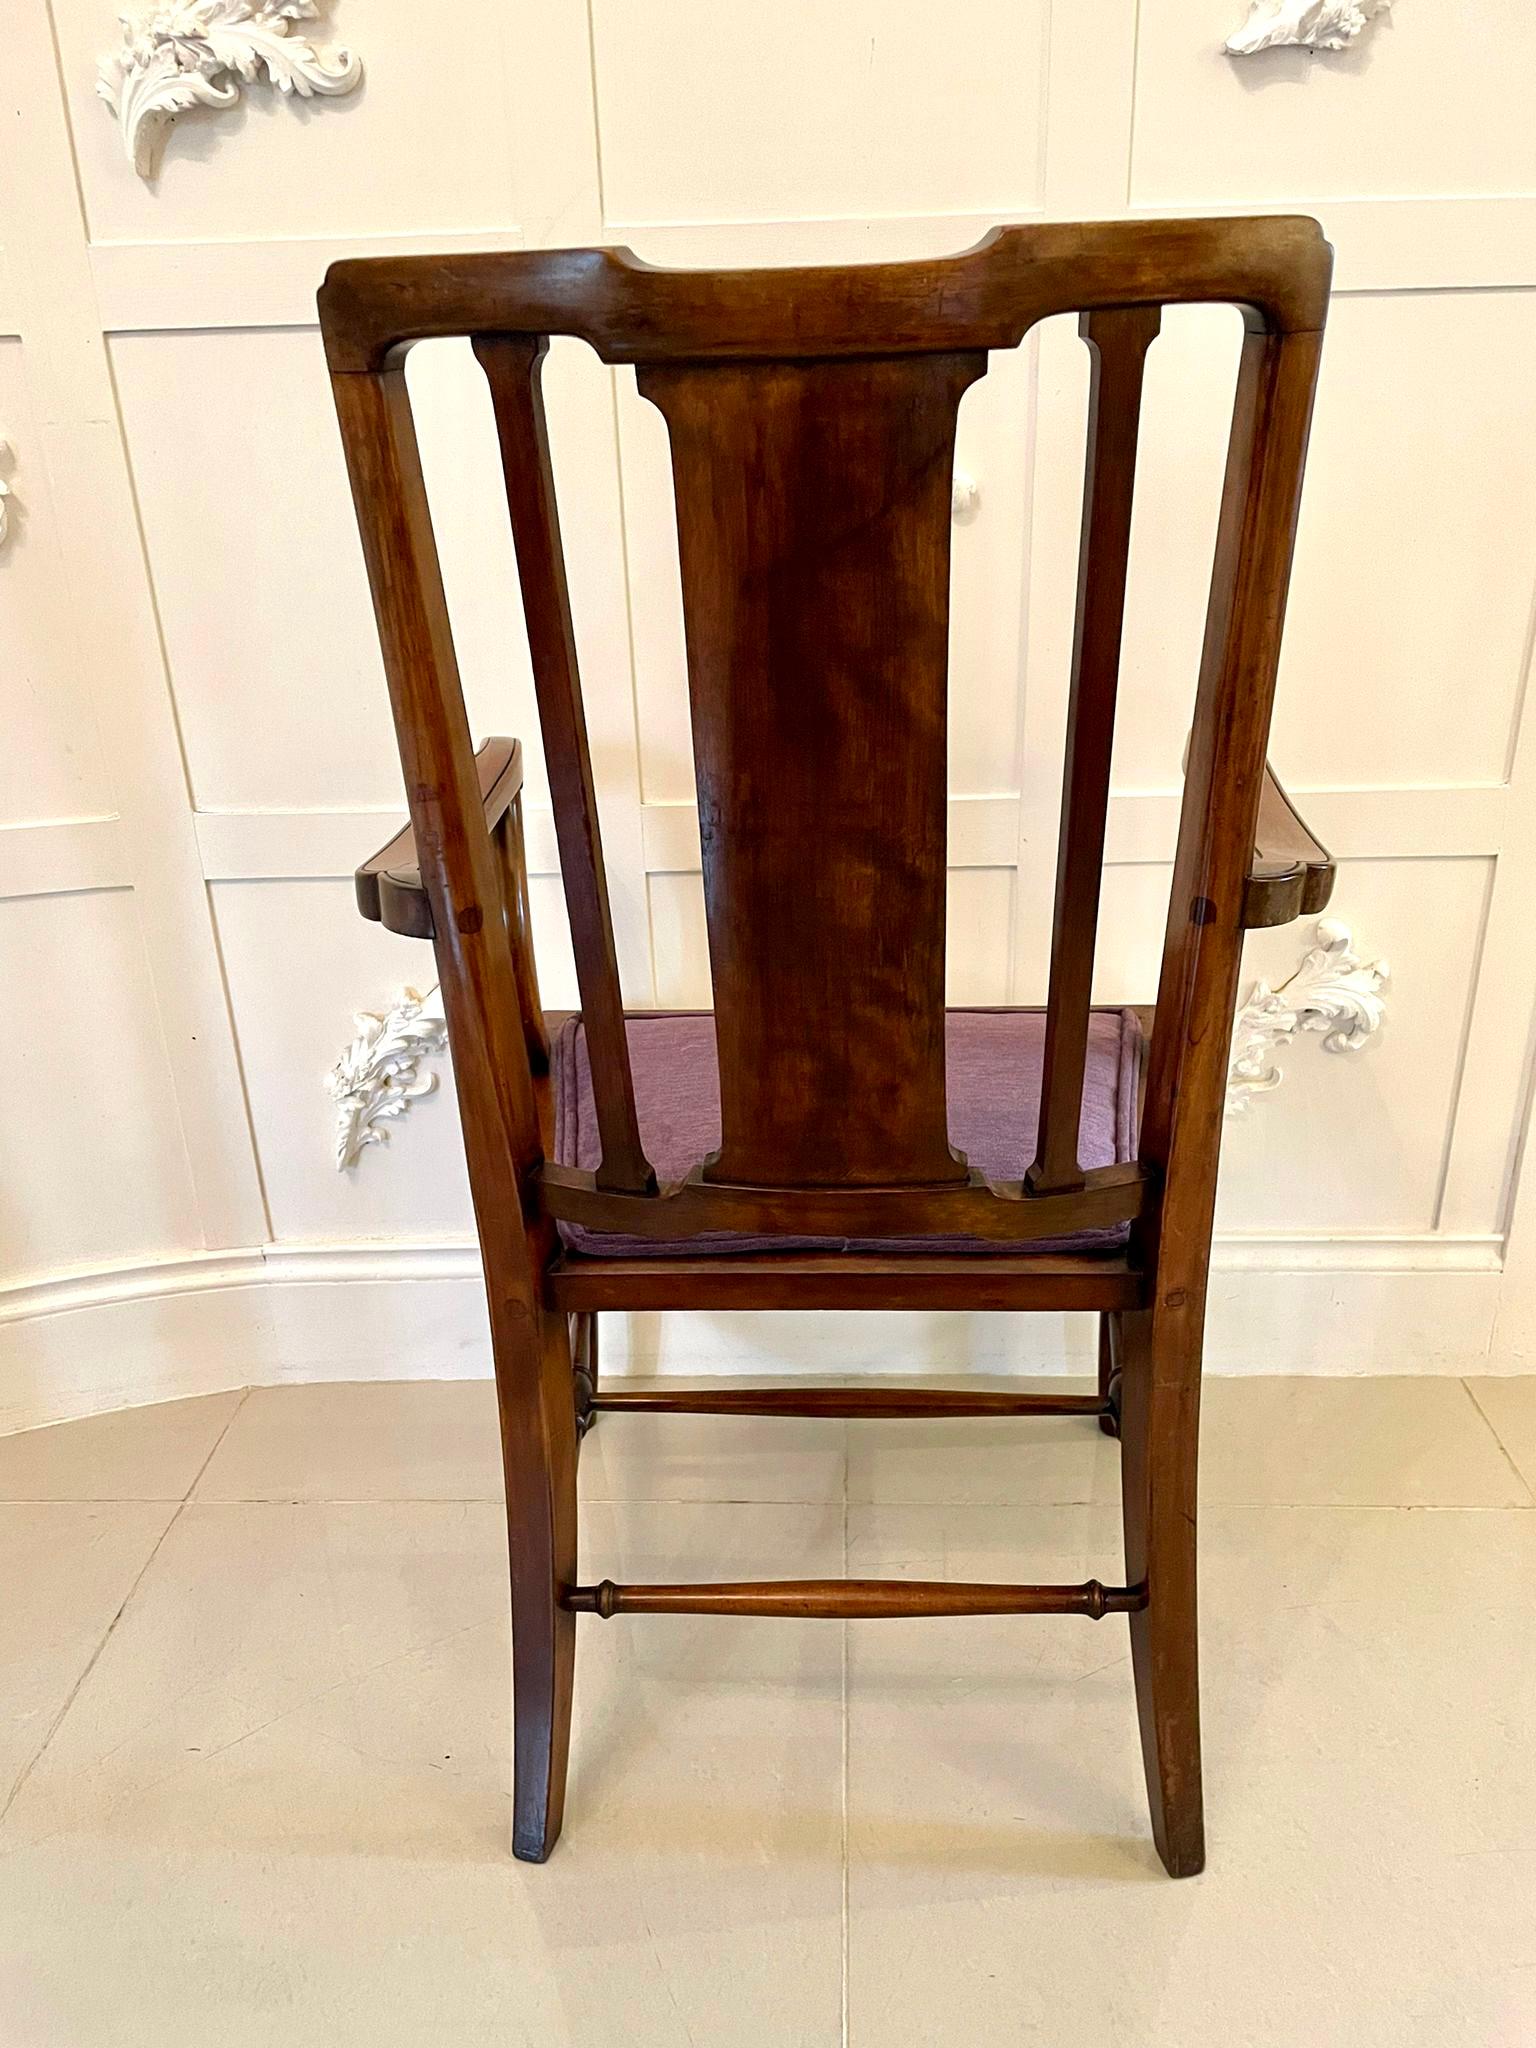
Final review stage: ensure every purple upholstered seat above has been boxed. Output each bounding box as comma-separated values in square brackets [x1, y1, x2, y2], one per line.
[551, 1008, 1144, 1259]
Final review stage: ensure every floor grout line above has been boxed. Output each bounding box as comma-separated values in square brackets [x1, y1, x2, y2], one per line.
[0, 1495, 194, 1505]
[174, 1494, 857, 1507]
[1459, 1376, 1536, 1505]
[121, 1495, 1536, 1511]
[181, 1385, 251, 1502]
[1, 1511, 176, 1828]
[0, 1389, 251, 1829]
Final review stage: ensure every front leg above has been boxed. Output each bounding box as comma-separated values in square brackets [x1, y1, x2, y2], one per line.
[495, 1296, 580, 1863]
[1118, 1296, 1205, 1878]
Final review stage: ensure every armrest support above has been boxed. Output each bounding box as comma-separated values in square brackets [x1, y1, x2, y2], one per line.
[356, 737, 523, 939]
[1243, 764, 1335, 929]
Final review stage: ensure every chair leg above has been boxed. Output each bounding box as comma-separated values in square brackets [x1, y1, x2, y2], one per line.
[493, 1301, 580, 1863]
[1117, 1301, 1205, 1878]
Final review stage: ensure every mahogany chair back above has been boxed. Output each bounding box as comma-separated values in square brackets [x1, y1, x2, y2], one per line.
[323, 221, 1329, 1250]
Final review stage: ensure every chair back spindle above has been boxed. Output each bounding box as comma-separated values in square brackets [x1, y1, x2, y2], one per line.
[475, 336, 654, 1195]
[1028, 305, 1161, 1194]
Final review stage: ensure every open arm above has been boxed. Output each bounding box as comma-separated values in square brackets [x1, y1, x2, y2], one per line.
[356, 737, 523, 939]
[1242, 764, 1334, 929]
[355, 734, 548, 1076]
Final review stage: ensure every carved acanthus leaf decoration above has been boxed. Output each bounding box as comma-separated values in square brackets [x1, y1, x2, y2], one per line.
[98, 2, 362, 179]
[328, 987, 447, 1171]
[0, 434, 14, 549]
[1225, 0, 1391, 54]
[1228, 917, 1388, 1115]
[951, 472, 981, 524]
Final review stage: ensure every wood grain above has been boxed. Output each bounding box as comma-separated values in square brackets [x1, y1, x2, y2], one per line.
[320, 218, 1331, 374]
[475, 336, 653, 1195]
[640, 352, 980, 1188]
[566, 1579, 1146, 1620]
[1029, 306, 1161, 1194]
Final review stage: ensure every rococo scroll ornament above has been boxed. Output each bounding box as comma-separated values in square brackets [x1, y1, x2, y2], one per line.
[328, 988, 447, 1172]
[0, 435, 14, 549]
[1227, 918, 1388, 1115]
[1225, 0, 1392, 54]
[98, 2, 362, 179]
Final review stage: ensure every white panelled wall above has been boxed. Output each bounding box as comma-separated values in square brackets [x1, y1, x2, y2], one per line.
[2, 0, 1535, 1427]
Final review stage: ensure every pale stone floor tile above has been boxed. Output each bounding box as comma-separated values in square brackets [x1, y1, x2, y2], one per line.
[1465, 1375, 1536, 1494]
[0, 1502, 179, 1813]
[192, 1379, 848, 1507]
[0, 1391, 244, 1501]
[192, 1380, 507, 1502]
[844, 1373, 1530, 1511]
[843, 1499, 1536, 2045]
[580, 1386, 846, 1503]
[845, 1376, 1113, 1506]
[0, 1492, 844, 2047]
[1199, 1374, 1532, 1507]
[6, 1379, 1535, 2045]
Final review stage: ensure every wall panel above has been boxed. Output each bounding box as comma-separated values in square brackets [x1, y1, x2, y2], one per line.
[110, 327, 632, 809]
[947, 869, 1014, 1006]
[647, 871, 711, 1012]
[592, 0, 1052, 225]
[50, 0, 525, 245]
[1275, 290, 1536, 789]
[210, 878, 475, 1243]
[110, 326, 398, 810]
[5, 0, 1536, 1423]
[1, 890, 201, 1279]
[0, 338, 113, 826]
[1217, 857, 1491, 1235]
[1131, 0, 1536, 207]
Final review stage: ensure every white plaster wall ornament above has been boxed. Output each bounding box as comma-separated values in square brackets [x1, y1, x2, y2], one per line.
[328, 987, 447, 1171]
[1227, 917, 1388, 1115]
[951, 472, 981, 524]
[0, 435, 14, 549]
[1224, 0, 1391, 54]
[98, 2, 362, 180]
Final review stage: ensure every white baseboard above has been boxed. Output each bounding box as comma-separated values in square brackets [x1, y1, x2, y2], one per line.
[0, 1233, 1511, 1435]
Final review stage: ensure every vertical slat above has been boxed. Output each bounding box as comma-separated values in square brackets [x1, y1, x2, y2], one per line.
[638, 352, 984, 1189]
[475, 335, 654, 1195]
[494, 791, 550, 1076]
[1028, 305, 1161, 1195]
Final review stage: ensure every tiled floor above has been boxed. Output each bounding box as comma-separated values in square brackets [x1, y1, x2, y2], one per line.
[2, 1374, 1535, 2045]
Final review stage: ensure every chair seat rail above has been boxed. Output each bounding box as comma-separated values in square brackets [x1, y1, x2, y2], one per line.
[539, 1158, 1151, 1245]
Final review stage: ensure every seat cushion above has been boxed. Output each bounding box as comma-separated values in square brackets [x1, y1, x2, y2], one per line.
[550, 1008, 1144, 1259]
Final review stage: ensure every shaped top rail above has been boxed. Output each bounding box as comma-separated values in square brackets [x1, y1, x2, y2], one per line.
[319, 217, 1332, 374]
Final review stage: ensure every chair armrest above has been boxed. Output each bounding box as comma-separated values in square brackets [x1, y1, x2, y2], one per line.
[1242, 765, 1335, 929]
[355, 738, 523, 939]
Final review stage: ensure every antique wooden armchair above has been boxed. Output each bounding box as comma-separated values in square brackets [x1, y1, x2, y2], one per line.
[319, 217, 1334, 1878]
